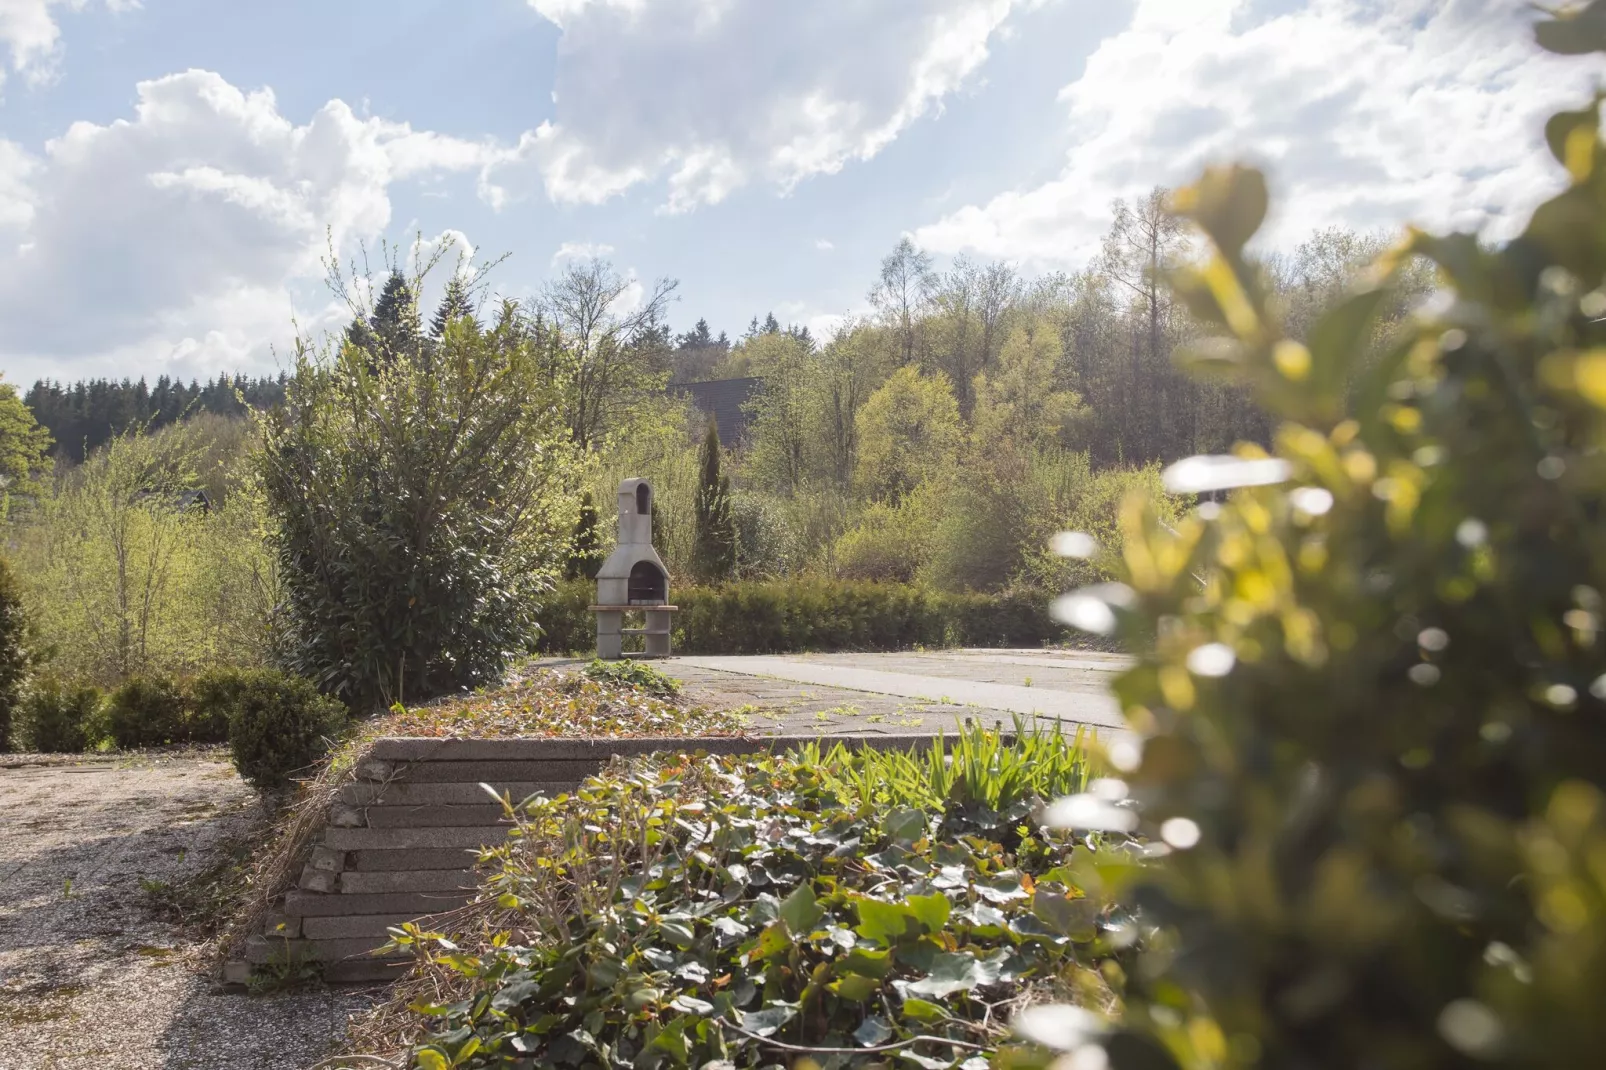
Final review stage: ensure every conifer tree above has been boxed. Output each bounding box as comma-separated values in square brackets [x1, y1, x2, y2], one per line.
[565, 490, 603, 580]
[369, 270, 422, 361]
[692, 418, 736, 583]
[430, 276, 478, 339]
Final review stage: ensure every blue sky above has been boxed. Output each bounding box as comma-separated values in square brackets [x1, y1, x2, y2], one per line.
[0, 0, 1589, 386]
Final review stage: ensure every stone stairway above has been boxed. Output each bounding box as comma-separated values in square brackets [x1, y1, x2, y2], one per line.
[227, 732, 959, 985]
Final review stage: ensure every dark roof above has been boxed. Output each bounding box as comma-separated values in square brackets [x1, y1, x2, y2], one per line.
[672, 377, 761, 445]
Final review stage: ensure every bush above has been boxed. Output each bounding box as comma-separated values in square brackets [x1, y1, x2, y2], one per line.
[0, 556, 33, 752]
[187, 667, 258, 744]
[1032, 14, 1606, 1068]
[534, 577, 1073, 656]
[226, 671, 346, 795]
[17, 678, 100, 753]
[100, 676, 189, 749]
[261, 276, 577, 712]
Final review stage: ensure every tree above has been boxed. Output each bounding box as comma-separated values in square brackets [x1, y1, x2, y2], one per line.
[538, 258, 678, 451]
[565, 490, 603, 581]
[430, 275, 478, 339]
[369, 269, 424, 362]
[971, 323, 1087, 449]
[0, 556, 35, 752]
[854, 366, 963, 502]
[870, 237, 936, 367]
[692, 419, 736, 584]
[0, 379, 52, 518]
[262, 262, 579, 710]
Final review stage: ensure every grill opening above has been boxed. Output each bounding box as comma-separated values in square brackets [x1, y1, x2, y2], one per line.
[636, 484, 651, 514]
[628, 561, 667, 604]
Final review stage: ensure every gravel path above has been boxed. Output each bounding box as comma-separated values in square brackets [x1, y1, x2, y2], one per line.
[0, 750, 381, 1070]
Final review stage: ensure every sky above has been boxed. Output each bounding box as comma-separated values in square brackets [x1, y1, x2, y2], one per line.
[0, 0, 1593, 387]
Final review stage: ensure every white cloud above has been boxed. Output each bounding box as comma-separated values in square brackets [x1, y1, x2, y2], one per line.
[492, 0, 1032, 212]
[914, 0, 1592, 266]
[0, 0, 135, 91]
[549, 240, 616, 266]
[814, 238, 834, 251]
[0, 69, 500, 383]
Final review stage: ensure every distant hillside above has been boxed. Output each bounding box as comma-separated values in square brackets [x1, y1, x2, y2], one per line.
[25, 374, 287, 463]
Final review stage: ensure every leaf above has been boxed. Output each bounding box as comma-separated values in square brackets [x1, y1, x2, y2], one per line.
[906, 892, 951, 932]
[838, 947, 894, 978]
[855, 897, 915, 945]
[832, 973, 882, 1002]
[901, 998, 945, 1022]
[1544, 98, 1603, 180]
[658, 919, 696, 948]
[855, 1015, 896, 1047]
[1535, 0, 1606, 55]
[883, 807, 927, 844]
[904, 951, 1001, 999]
[671, 994, 714, 1015]
[416, 1051, 449, 1070]
[749, 921, 792, 960]
[1305, 287, 1387, 415]
[1169, 165, 1268, 257]
[898, 1051, 955, 1070]
[740, 1005, 797, 1037]
[779, 884, 823, 935]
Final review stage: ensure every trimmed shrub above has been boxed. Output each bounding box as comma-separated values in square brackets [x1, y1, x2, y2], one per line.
[187, 667, 257, 744]
[17, 678, 100, 753]
[534, 577, 1072, 656]
[100, 676, 189, 749]
[226, 671, 346, 795]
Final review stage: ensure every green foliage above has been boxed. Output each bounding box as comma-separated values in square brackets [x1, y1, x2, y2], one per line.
[692, 419, 736, 583]
[226, 670, 347, 795]
[11, 418, 275, 687]
[262, 268, 579, 711]
[1035, 15, 1606, 1069]
[0, 377, 53, 517]
[100, 675, 189, 749]
[188, 666, 264, 745]
[582, 657, 681, 698]
[854, 366, 963, 501]
[0, 555, 34, 752]
[16, 678, 99, 753]
[533, 578, 1076, 655]
[400, 726, 1117, 1069]
[566, 491, 604, 581]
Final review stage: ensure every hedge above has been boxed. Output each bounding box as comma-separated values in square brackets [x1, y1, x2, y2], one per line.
[533, 578, 1071, 655]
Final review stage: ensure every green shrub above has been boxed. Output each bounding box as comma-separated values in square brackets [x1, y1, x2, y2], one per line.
[100, 676, 189, 749]
[0, 556, 34, 752]
[260, 279, 577, 712]
[1030, 13, 1606, 1068]
[535, 577, 1073, 656]
[226, 672, 346, 795]
[17, 678, 100, 753]
[187, 667, 258, 744]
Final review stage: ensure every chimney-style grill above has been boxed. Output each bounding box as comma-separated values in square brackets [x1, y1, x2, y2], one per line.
[591, 478, 677, 658]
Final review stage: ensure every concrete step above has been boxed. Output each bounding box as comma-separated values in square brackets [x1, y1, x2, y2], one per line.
[301, 913, 431, 940]
[284, 889, 476, 918]
[339, 781, 567, 807]
[358, 759, 607, 784]
[332, 803, 514, 829]
[340, 869, 480, 895]
[367, 736, 765, 762]
[349, 847, 490, 872]
[324, 957, 413, 984]
[245, 934, 397, 964]
[321, 825, 510, 851]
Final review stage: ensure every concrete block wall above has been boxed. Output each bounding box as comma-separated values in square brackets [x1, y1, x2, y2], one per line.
[227, 732, 967, 985]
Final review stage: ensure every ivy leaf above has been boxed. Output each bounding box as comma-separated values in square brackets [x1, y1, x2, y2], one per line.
[855, 897, 915, 945]
[855, 1015, 896, 1047]
[779, 884, 823, 935]
[901, 998, 945, 1022]
[883, 807, 927, 844]
[898, 1051, 956, 1070]
[749, 921, 792, 960]
[416, 1051, 449, 1070]
[838, 947, 894, 978]
[740, 1005, 797, 1037]
[671, 994, 714, 1015]
[832, 973, 882, 1002]
[903, 951, 1000, 999]
[906, 892, 951, 932]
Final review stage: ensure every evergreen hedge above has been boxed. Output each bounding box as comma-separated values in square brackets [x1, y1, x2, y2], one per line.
[535, 578, 1070, 655]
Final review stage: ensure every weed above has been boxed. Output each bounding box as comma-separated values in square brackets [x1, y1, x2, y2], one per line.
[580, 658, 681, 698]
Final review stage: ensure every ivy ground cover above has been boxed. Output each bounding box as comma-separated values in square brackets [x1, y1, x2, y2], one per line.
[391, 724, 1141, 1069]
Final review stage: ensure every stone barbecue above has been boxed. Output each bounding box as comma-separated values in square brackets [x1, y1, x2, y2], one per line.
[591, 478, 676, 658]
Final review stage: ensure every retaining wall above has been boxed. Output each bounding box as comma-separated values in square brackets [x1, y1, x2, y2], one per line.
[227, 732, 966, 985]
